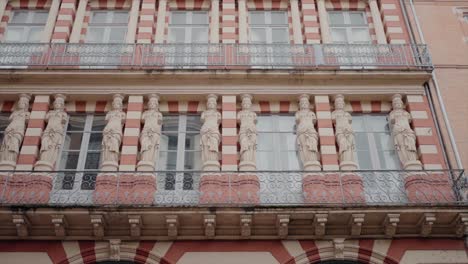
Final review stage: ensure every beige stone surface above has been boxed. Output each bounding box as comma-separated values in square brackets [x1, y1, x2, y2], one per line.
[0, 252, 53, 264]
[177, 252, 279, 264]
[400, 250, 468, 264]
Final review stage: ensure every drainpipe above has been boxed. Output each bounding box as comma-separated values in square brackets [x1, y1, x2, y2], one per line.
[408, 0, 464, 170]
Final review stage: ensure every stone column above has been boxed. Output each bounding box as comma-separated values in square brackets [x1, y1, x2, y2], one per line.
[154, 0, 168, 43]
[369, 0, 387, 44]
[126, 0, 142, 43]
[238, 0, 248, 44]
[290, 0, 303, 44]
[69, 0, 89, 43]
[41, 0, 61, 42]
[210, 0, 220, 43]
[317, 0, 331, 43]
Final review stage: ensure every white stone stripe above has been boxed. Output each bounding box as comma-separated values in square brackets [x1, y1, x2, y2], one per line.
[122, 146, 138, 154]
[316, 111, 331, 119]
[315, 96, 329, 103]
[361, 102, 372, 113]
[19, 146, 38, 155]
[414, 127, 432, 136]
[222, 128, 237, 135]
[419, 145, 438, 154]
[222, 96, 236, 103]
[62, 241, 83, 264]
[222, 145, 237, 154]
[424, 164, 443, 170]
[410, 111, 428, 119]
[323, 164, 339, 171]
[222, 164, 238, 170]
[147, 241, 173, 264]
[282, 240, 306, 262]
[120, 242, 139, 261]
[321, 145, 337, 154]
[406, 95, 424, 103]
[124, 127, 141, 137]
[25, 128, 43, 137]
[369, 239, 392, 264]
[222, 111, 236, 119]
[127, 111, 142, 119]
[30, 111, 47, 119]
[318, 127, 334, 136]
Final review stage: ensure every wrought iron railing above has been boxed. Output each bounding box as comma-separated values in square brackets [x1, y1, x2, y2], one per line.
[0, 43, 433, 69]
[0, 169, 463, 206]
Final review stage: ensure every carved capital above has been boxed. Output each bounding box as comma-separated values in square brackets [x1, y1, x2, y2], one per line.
[12, 214, 29, 238]
[204, 215, 216, 238]
[418, 213, 436, 237]
[90, 214, 105, 238]
[52, 214, 67, 237]
[240, 214, 252, 238]
[166, 215, 179, 239]
[314, 213, 328, 237]
[277, 215, 289, 239]
[128, 215, 142, 238]
[349, 213, 365, 236]
[384, 214, 400, 237]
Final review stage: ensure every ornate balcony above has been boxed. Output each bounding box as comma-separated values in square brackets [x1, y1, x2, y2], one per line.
[0, 43, 433, 70]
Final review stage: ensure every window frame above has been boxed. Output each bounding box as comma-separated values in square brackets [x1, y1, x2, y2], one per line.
[168, 11, 209, 44]
[85, 10, 129, 43]
[328, 10, 371, 44]
[4, 10, 49, 43]
[248, 10, 289, 44]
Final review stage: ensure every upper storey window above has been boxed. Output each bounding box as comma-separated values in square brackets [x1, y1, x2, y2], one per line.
[4, 10, 48, 42]
[329, 11, 371, 44]
[168, 11, 209, 43]
[85, 11, 129, 43]
[249, 11, 289, 44]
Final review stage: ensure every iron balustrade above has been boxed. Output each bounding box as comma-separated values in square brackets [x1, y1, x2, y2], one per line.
[0, 43, 433, 69]
[0, 169, 463, 206]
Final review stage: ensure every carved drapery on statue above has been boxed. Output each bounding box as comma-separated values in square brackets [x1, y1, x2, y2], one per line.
[332, 94, 357, 170]
[101, 94, 126, 171]
[0, 94, 31, 170]
[34, 94, 67, 171]
[137, 94, 163, 171]
[295, 94, 321, 171]
[237, 94, 257, 171]
[200, 94, 221, 171]
[389, 94, 422, 170]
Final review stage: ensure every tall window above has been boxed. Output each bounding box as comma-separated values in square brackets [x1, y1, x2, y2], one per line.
[52, 114, 105, 202]
[86, 11, 129, 43]
[329, 11, 371, 44]
[158, 115, 202, 191]
[352, 114, 400, 170]
[168, 11, 209, 44]
[4, 10, 48, 42]
[257, 115, 300, 170]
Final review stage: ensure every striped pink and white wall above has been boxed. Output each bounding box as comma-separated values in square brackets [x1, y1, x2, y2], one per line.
[51, 0, 78, 43]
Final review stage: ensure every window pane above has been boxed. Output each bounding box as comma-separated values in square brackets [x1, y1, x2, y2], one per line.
[282, 151, 300, 170]
[280, 133, 297, 151]
[257, 116, 273, 131]
[92, 115, 106, 131]
[184, 151, 202, 170]
[67, 116, 86, 131]
[185, 134, 200, 151]
[171, 12, 186, 25]
[278, 116, 295, 132]
[169, 28, 185, 43]
[33, 12, 49, 23]
[112, 12, 128, 23]
[329, 12, 345, 25]
[272, 28, 289, 43]
[84, 152, 101, 169]
[379, 150, 400, 170]
[354, 133, 370, 151]
[11, 11, 28, 23]
[257, 151, 275, 170]
[350, 12, 366, 25]
[5, 27, 23, 42]
[367, 116, 388, 132]
[352, 28, 370, 43]
[352, 116, 365, 132]
[257, 133, 274, 151]
[92, 12, 108, 23]
[192, 12, 208, 24]
[162, 116, 179, 132]
[59, 151, 79, 170]
[375, 133, 393, 151]
[250, 12, 265, 25]
[186, 116, 201, 132]
[271, 12, 287, 25]
[356, 150, 372, 170]
[64, 132, 83, 150]
[159, 151, 177, 170]
[161, 134, 178, 151]
[331, 28, 347, 43]
[27, 27, 43, 42]
[86, 27, 105, 43]
[88, 133, 103, 150]
[109, 27, 127, 42]
[251, 28, 267, 43]
[192, 28, 208, 43]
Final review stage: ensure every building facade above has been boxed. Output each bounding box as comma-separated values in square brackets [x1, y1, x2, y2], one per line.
[0, 0, 466, 263]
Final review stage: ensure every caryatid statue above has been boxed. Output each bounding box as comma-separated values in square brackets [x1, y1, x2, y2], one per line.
[0, 94, 31, 170]
[101, 94, 126, 171]
[389, 94, 422, 170]
[137, 94, 163, 171]
[35, 94, 68, 171]
[332, 94, 357, 170]
[295, 94, 321, 171]
[200, 94, 221, 171]
[237, 94, 257, 171]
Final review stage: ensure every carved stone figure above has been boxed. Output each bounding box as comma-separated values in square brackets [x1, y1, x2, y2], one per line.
[332, 94, 357, 170]
[200, 94, 221, 171]
[0, 94, 31, 170]
[35, 94, 68, 171]
[389, 94, 422, 170]
[237, 94, 257, 171]
[101, 94, 126, 171]
[295, 94, 321, 171]
[137, 94, 163, 171]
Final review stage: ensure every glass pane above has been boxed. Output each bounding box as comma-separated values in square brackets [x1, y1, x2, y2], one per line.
[171, 12, 187, 25]
[257, 151, 275, 170]
[350, 12, 366, 25]
[67, 115, 86, 131]
[84, 152, 101, 169]
[379, 150, 400, 170]
[92, 115, 106, 131]
[272, 28, 289, 43]
[169, 28, 185, 43]
[331, 28, 347, 43]
[81, 173, 97, 190]
[356, 150, 372, 170]
[5, 27, 23, 42]
[88, 133, 102, 150]
[64, 132, 83, 150]
[257, 133, 274, 151]
[352, 116, 365, 132]
[59, 151, 79, 170]
[367, 116, 388, 132]
[352, 28, 370, 43]
[11, 11, 28, 23]
[280, 133, 297, 151]
[112, 12, 128, 23]
[257, 116, 273, 131]
[186, 116, 201, 132]
[27, 27, 43, 42]
[354, 133, 370, 151]
[33, 12, 49, 23]
[278, 116, 295, 132]
[250, 12, 265, 25]
[192, 12, 208, 24]
[375, 133, 394, 151]
[185, 134, 200, 151]
[192, 28, 208, 43]
[86, 27, 105, 43]
[251, 28, 266, 43]
[271, 12, 287, 25]
[184, 151, 202, 170]
[161, 151, 177, 170]
[160, 134, 178, 151]
[162, 116, 179, 132]
[109, 27, 127, 42]
[282, 151, 300, 170]
[329, 12, 344, 25]
[92, 12, 108, 24]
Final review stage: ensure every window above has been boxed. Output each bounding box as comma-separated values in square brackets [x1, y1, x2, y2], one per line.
[352, 115, 400, 170]
[0, 113, 10, 144]
[86, 11, 129, 43]
[257, 115, 300, 170]
[4, 10, 48, 42]
[464, 14, 468, 22]
[329, 11, 371, 44]
[158, 115, 202, 191]
[51, 114, 105, 203]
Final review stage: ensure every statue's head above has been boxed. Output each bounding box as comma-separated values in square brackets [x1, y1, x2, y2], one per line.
[241, 94, 253, 110]
[392, 94, 404, 110]
[206, 94, 217, 110]
[298, 94, 310, 110]
[53, 94, 66, 110]
[334, 94, 345, 110]
[147, 94, 159, 110]
[112, 94, 124, 110]
[17, 94, 31, 110]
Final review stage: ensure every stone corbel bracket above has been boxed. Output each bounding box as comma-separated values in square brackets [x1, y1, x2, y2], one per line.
[333, 238, 345, 259]
[240, 214, 252, 238]
[349, 213, 365, 236]
[12, 214, 30, 238]
[166, 215, 179, 239]
[454, 213, 468, 238]
[128, 215, 142, 238]
[384, 213, 400, 237]
[109, 239, 121, 261]
[277, 214, 290, 239]
[90, 214, 106, 238]
[314, 213, 328, 237]
[52, 214, 67, 237]
[204, 215, 216, 238]
[418, 213, 436, 237]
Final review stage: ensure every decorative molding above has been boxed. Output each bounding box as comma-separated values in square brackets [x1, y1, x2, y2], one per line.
[418, 213, 436, 237]
[349, 213, 365, 236]
[204, 215, 216, 238]
[51, 214, 67, 237]
[128, 215, 142, 238]
[333, 238, 346, 259]
[12, 214, 29, 238]
[384, 213, 400, 237]
[90, 214, 105, 238]
[240, 215, 252, 238]
[166, 215, 179, 239]
[109, 239, 121, 261]
[314, 213, 328, 237]
[277, 215, 290, 239]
